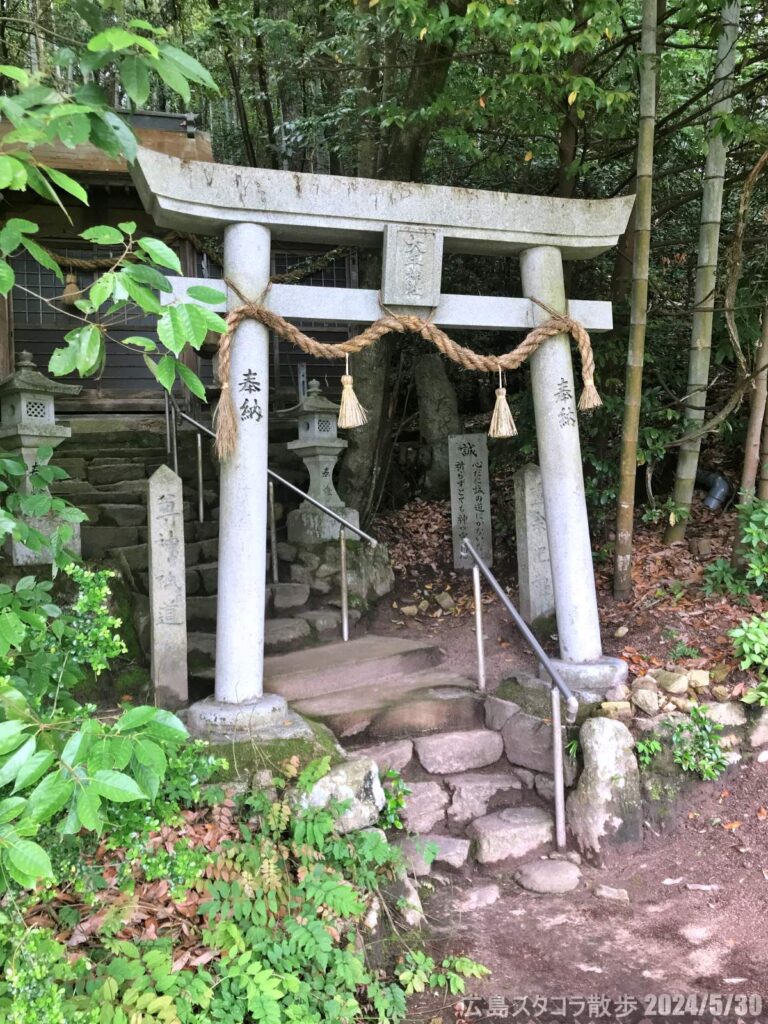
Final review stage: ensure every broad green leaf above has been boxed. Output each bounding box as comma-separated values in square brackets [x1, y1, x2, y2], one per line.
[137, 236, 181, 273]
[91, 770, 147, 803]
[134, 763, 160, 801]
[115, 705, 158, 731]
[0, 721, 28, 756]
[99, 111, 137, 162]
[0, 796, 26, 823]
[12, 750, 55, 793]
[194, 305, 228, 335]
[186, 284, 227, 305]
[5, 837, 53, 880]
[153, 354, 176, 391]
[133, 738, 166, 774]
[143, 709, 188, 743]
[76, 325, 104, 374]
[41, 165, 89, 205]
[88, 28, 159, 58]
[147, 56, 190, 104]
[49, 344, 79, 377]
[0, 259, 13, 296]
[21, 236, 64, 282]
[76, 786, 103, 830]
[0, 736, 36, 787]
[27, 773, 74, 822]
[0, 65, 30, 87]
[81, 225, 123, 246]
[122, 335, 156, 351]
[122, 261, 172, 292]
[160, 44, 218, 92]
[121, 274, 162, 314]
[61, 728, 93, 767]
[118, 221, 137, 235]
[54, 113, 91, 149]
[177, 361, 207, 401]
[120, 55, 151, 106]
[0, 609, 26, 652]
[89, 273, 114, 309]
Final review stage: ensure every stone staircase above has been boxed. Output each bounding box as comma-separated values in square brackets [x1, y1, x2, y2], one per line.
[53, 420, 368, 699]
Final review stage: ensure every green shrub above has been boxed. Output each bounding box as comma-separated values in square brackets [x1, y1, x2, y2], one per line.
[671, 705, 729, 781]
[729, 610, 768, 679]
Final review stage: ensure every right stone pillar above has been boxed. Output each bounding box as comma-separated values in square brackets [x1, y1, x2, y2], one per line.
[519, 246, 625, 691]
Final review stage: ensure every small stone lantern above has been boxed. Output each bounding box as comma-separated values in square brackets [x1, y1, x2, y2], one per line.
[0, 351, 82, 564]
[286, 379, 360, 544]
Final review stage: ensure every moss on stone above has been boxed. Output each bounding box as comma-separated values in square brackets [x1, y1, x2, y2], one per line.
[496, 676, 598, 726]
[206, 719, 344, 783]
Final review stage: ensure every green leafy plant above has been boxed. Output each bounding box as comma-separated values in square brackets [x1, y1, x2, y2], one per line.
[565, 737, 581, 759]
[738, 497, 768, 590]
[729, 610, 768, 679]
[641, 497, 690, 528]
[741, 680, 768, 707]
[668, 640, 702, 660]
[394, 950, 488, 995]
[671, 705, 729, 781]
[703, 557, 751, 600]
[379, 768, 411, 830]
[635, 737, 662, 769]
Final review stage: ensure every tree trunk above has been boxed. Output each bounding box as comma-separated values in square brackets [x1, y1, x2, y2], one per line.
[665, 0, 740, 542]
[415, 353, 461, 496]
[613, 0, 659, 599]
[759, 377, 768, 501]
[738, 306, 768, 497]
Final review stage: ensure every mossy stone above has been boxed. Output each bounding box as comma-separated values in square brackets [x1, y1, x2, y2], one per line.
[496, 676, 598, 726]
[206, 719, 344, 784]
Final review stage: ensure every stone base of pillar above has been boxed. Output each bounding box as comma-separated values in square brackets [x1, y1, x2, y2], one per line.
[6, 516, 82, 566]
[185, 693, 315, 744]
[537, 656, 628, 703]
[287, 506, 360, 545]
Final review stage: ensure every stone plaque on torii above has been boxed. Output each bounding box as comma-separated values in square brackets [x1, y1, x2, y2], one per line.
[131, 149, 633, 735]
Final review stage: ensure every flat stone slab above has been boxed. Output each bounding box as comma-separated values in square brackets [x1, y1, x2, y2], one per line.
[514, 859, 581, 894]
[369, 683, 483, 740]
[413, 728, 503, 774]
[269, 582, 311, 610]
[297, 609, 343, 634]
[397, 834, 470, 875]
[452, 883, 500, 913]
[444, 771, 523, 825]
[265, 617, 312, 652]
[485, 695, 521, 731]
[264, 635, 442, 701]
[468, 806, 554, 864]
[402, 781, 449, 834]
[350, 739, 413, 774]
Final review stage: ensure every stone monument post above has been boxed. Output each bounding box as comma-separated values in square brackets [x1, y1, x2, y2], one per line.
[514, 463, 554, 630]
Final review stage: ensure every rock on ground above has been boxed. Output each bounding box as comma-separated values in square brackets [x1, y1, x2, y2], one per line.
[452, 883, 500, 913]
[468, 806, 554, 864]
[485, 695, 521, 731]
[414, 728, 503, 773]
[593, 884, 630, 902]
[749, 708, 768, 748]
[514, 859, 582, 894]
[304, 757, 384, 833]
[402, 781, 449, 833]
[396, 833, 470, 875]
[566, 717, 642, 860]
[351, 739, 413, 774]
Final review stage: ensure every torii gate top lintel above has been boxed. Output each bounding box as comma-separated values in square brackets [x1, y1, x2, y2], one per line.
[131, 148, 633, 260]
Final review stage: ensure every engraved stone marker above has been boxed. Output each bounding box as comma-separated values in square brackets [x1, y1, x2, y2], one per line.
[148, 465, 188, 709]
[514, 464, 555, 627]
[382, 224, 443, 308]
[449, 433, 493, 570]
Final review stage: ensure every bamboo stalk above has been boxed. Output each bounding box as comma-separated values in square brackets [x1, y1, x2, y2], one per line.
[666, 0, 740, 542]
[613, 0, 658, 599]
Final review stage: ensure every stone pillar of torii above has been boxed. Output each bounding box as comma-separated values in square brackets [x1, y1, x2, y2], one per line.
[131, 149, 634, 737]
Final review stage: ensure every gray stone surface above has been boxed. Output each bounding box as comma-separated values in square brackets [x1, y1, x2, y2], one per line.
[632, 688, 660, 716]
[415, 354, 461, 495]
[514, 859, 581, 894]
[352, 739, 413, 774]
[414, 728, 503, 774]
[382, 224, 443, 308]
[501, 710, 557, 776]
[452, 883, 500, 913]
[402, 781, 449, 834]
[749, 708, 768, 748]
[270, 582, 310, 610]
[594, 884, 630, 902]
[566, 718, 642, 859]
[468, 806, 554, 864]
[99, 503, 147, 527]
[485, 695, 521, 731]
[147, 466, 187, 709]
[514, 464, 555, 626]
[449, 434, 493, 570]
[264, 617, 312, 651]
[297, 609, 342, 635]
[304, 756, 385, 833]
[445, 771, 522, 825]
[705, 702, 746, 727]
[397, 834, 469, 875]
[390, 874, 425, 928]
[88, 462, 145, 485]
[370, 686, 483, 740]
[651, 669, 689, 695]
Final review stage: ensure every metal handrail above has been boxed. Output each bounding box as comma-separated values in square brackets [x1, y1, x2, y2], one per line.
[163, 392, 376, 642]
[461, 535, 578, 851]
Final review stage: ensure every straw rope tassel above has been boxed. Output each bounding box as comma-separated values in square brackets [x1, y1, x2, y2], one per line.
[213, 311, 240, 462]
[338, 354, 367, 429]
[60, 272, 80, 305]
[488, 368, 517, 438]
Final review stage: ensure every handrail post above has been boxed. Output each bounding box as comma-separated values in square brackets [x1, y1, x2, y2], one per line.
[164, 391, 171, 456]
[170, 402, 178, 475]
[472, 564, 486, 692]
[551, 685, 567, 850]
[340, 527, 349, 642]
[268, 480, 279, 584]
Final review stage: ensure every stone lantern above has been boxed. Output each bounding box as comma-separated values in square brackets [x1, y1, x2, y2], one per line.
[0, 351, 82, 564]
[286, 379, 360, 544]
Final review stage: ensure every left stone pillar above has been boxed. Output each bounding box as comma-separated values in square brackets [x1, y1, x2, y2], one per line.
[188, 223, 294, 738]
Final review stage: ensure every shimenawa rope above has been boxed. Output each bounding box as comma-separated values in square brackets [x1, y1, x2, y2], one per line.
[213, 284, 601, 460]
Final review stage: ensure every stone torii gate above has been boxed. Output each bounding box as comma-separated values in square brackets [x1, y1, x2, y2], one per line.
[131, 149, 633, 736]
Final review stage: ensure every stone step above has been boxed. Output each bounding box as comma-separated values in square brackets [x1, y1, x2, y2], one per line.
[411, 728, 504, 774]
[264, 636, 444, 703]
[292, 669, 477, 740]
[88, 463, 147, 486]
[82, 525, 140, 558]
[186, 595, 218, 630]
[54, 479, 149, 504]
[468, 805, 555, 864]
[269, 582, 310, 611]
